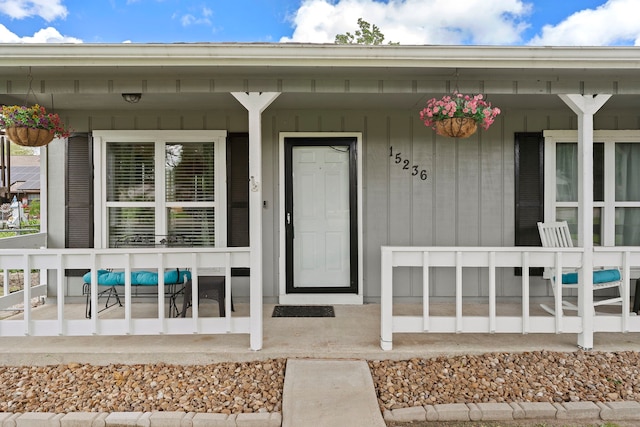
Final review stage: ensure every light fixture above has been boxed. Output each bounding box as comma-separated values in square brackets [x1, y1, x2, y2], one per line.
[122, 93, 142, 104]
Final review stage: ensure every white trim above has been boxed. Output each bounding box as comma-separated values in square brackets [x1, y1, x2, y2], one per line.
[92, 130, 227, 248]
[278, 132, 364, 305]
[279, 293, 363, 305]
[4, 44, 640, 71]
[40, 145, 48, 236]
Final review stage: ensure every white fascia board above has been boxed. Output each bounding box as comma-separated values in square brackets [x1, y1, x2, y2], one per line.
[1, 44, 640, 70]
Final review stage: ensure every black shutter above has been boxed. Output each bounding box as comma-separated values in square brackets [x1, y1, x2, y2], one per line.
[227, 133, 249, 276]
[65, 133, 93, 276]
[514, 132, 544, 276]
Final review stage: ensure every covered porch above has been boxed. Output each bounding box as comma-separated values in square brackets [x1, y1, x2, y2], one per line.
[2, 44, 640, 352]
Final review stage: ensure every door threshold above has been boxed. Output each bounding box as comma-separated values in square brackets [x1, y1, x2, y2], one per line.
[279, 294, 363, 305]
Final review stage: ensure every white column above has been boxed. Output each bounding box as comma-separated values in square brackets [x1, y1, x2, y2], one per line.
[231, 92, 280, 351]
[559, 94, 611, 350]
[380, 247, 393, 350]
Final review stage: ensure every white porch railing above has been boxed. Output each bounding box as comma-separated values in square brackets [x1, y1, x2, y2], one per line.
[0, 246, 253, 344]
[380, 246, 640, 350]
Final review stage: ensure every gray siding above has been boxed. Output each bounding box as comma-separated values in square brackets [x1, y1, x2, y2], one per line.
[54, 106, 640, 301]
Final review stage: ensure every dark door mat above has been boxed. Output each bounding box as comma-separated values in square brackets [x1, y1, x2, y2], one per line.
[272, 305, 335, 318]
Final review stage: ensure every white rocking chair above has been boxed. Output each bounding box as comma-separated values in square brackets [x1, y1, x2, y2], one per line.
[537, 221, 624, 315]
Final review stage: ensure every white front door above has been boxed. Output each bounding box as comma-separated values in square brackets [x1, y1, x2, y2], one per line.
[284, 137, 358, 295]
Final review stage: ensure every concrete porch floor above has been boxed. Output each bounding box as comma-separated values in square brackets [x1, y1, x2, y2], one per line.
[1, 300, 639, 366]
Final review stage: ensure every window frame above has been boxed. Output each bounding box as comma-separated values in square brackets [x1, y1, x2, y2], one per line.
[544, 130, 640, 247]
[92, 130, 227, 248]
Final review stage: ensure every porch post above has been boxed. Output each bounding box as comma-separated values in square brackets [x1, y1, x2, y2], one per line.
[231, 92, 280, 351]
[559, 94, 611, 350]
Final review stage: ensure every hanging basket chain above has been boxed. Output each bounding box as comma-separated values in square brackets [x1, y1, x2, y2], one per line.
[24, 67, 41, 107]
[0, 67, 71, 147]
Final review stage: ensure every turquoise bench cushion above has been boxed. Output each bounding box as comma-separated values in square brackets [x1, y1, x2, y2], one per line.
[83, 269, 191, 286]
[561, 269, 620, 285]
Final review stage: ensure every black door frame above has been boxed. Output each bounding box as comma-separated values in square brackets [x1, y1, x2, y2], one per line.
[284, 137, 358, 294]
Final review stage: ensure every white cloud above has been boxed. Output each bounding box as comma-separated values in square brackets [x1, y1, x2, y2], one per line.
[280, 0, 531, 44]
[180, 14, 196, 26]
[0, 0, 68, 22]
[0, 24, 81, 43]
[529, 0, 640, 46]
[178, 6, 213, 27]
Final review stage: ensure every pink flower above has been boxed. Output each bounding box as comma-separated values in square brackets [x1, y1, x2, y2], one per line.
[418, 92, 501, 133]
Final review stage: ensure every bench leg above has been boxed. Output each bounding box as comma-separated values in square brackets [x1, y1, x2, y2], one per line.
[84, 283, 90, 318]
[104, 287, 122, 311]
[168, 285, 185, 318]
[84, 285, 123, 318]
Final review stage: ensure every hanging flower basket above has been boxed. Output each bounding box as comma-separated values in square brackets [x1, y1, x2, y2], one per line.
[5, 126, 55, 147]
[420, 92, 501, 138]
[435, 117, 478, 138]
[1, 104, 70, 147]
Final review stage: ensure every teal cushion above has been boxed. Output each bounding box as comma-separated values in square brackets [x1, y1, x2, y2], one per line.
[83, 269, 191, 286]
[561, 269, 621, 285]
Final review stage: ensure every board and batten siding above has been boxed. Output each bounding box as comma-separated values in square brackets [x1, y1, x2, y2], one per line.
[263, 109, 529, 302]
[53, 106, 640, 302]
[264, 108, 633, 303]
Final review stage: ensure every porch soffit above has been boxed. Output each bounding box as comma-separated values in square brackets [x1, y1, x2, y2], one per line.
[1, 44, 640, 113]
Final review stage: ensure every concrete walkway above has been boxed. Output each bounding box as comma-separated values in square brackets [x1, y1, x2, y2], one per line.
[282, 359, 385, 427]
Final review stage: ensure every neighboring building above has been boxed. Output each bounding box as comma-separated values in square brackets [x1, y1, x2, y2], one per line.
[0, 43, 639, 307]
[0, 153, 40, 227]
[7, 155, 40, 203]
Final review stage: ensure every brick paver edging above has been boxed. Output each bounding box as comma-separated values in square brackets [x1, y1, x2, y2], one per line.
[1, 401, 639, 426]
[383, 401, 640, 423]
[0, 411, 282, 427]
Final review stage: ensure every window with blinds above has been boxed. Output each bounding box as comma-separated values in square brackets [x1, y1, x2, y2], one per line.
[106, 142, 156, 246]
[165, 143, 216, 246]
[165, 143, 215, 202]
[96, 130, 227, 248]
[168, 207, 215, 246]
[107, 143, 155, 202]
[108, 207, 155, 247]
[543, 130, 640, 247]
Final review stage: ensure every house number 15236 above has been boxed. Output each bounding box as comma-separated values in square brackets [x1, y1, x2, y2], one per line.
[389, 146, 428, 181]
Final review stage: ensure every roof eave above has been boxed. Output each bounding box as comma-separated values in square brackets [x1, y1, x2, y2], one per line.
[0, 43, 639, 70]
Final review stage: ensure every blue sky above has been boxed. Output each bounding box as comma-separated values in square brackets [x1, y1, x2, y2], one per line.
[0, 0, 637, 45]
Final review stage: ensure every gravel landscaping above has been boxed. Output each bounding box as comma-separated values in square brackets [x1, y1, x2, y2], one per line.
[370, 350, 640, 411]
[0, 360, 286, 414]
[0, 350, 638, 416]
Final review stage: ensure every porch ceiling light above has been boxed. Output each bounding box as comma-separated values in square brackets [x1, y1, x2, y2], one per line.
[122, 93, 142, 104]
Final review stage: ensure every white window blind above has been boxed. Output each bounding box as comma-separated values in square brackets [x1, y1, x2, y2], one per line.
[165, 142, 216, 246]
[107, 142, 155, 202]
[108, 207, 155, 247]
[165, 143, 215, 202]
[106, 142, 155, 246]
